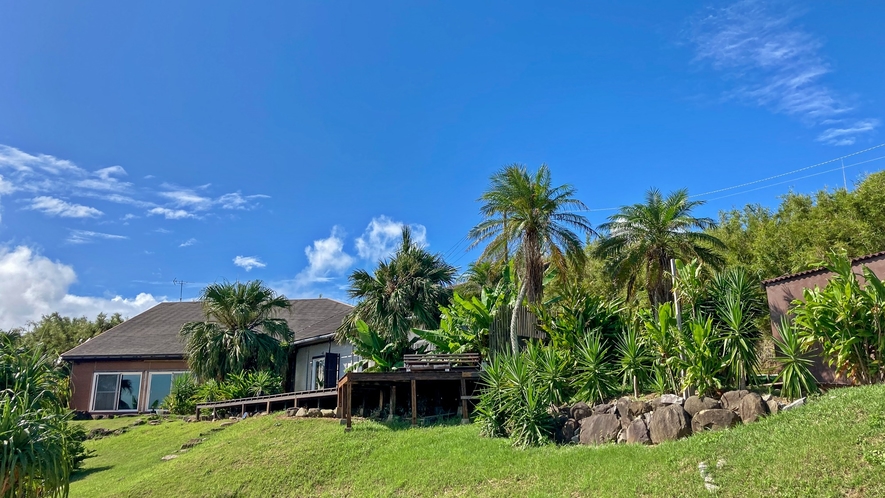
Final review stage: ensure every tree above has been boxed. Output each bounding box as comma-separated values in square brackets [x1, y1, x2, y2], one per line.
[596, 188, 725, 307]
[20, 312, 124, 356]
[180, 281, 293, 382]
[337, 227, 457, 347]
[468, 164, 594, 353]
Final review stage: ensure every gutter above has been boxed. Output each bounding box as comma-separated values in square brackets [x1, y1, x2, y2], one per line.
[290, 333, 335, 347]
[60, 354, 187, 361]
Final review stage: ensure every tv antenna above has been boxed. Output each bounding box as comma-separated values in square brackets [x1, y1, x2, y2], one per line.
[172, 278, 189, 302]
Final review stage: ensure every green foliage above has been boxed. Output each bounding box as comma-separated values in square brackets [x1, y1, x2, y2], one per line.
[641, 303, 680, 393]
[18, 312, 124, 356]
[180, 280, 293, 382]
[164, 374, 198, 415]
[535, 283, 625, 351]
[573, 332, 617, 403]
[676, 318, 724, 396]
[338, 227, 457, 347]
[221, 371, 283, 399]
[412, 289, 502, 355]
[791, 252, 885, 384]
[711, 171, 885, 280]
[1, 338, 87, 497]
[474, 354, 509, 438]
[773, 318, 818, 399]
[349, 320, 420, 372]
[616, 326, 651, 398]
[596, 188, 725, 306]
[708, 267, 766, 388]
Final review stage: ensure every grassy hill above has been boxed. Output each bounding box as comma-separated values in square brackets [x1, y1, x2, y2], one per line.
[71, 385, 885, 497]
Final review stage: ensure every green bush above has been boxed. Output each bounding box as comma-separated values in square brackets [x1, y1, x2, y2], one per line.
[164, 374, 198, 415]
[165, 371, 284, 415]
[773, 317, 818, 399]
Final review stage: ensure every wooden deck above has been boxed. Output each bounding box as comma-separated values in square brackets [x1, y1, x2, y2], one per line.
[195, 388, 337, 418]
[336, 369, 481, 431]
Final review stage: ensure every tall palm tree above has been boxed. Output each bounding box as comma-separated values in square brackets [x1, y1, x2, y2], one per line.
[468, 164, 595, 353]
[596, 188, 725, 307]
[180, 280, 293, 381]
[337, 227, 457, 347]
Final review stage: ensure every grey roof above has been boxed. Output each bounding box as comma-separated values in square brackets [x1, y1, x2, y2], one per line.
[761, 250, 885, 287]
[60, 298, 352, 360]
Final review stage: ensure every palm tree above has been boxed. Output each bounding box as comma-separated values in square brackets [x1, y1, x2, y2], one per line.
[596, 188, 725, 307]
[180, 280, 293, 382]
[468, 164, 595, 353]
[337, 227, 457, 347]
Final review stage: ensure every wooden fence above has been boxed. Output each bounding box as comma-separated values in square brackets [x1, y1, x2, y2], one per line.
[488, 305, 546, 356]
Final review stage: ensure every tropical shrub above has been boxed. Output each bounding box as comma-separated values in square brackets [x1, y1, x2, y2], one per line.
[773, 318, 818, 399]
[412, 289, 502, 355]
[573, 332, 617, 404]
[165, 374, 198, 415]
[0, 339, 87, 497]
[616, 325, 651, 398]
[676, 318, 724, 395]
[791, 252, 885, 384]
[349, 320, 421, 372]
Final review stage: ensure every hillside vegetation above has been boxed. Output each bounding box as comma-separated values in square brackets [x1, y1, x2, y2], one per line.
[72, 385, 885, 498]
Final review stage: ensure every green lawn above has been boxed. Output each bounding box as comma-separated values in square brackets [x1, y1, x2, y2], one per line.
[71, 385, 885, 497]
[73, 416, 149, 433]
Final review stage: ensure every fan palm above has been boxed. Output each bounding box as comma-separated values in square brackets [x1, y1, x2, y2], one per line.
[180, 280, 293, 382]
[596, 188, 725, 306]
[337, 227, 457, 347]
[468, 164, 595, 353]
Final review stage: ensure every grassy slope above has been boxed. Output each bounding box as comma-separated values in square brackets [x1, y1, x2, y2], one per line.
[71, 385, 885, 498]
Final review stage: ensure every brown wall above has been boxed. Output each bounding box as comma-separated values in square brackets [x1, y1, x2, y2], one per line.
[69, 358, 189, 413]
[764, 253, 885, 383]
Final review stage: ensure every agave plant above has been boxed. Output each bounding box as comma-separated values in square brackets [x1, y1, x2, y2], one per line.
[572, 332, 616, 404]
[773, 318, 818, 399]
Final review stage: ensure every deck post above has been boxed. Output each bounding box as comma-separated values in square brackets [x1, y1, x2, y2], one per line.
[195, 406, 200, 421]
[345, 382, 353, 432]
[241, 403, 245, 416]
[266, 401, 271, 414]
[388, 385, 396, 422]
[460, 378, 469, 424]
[378, 388, 384, 413]
[411, 378, 417, 427]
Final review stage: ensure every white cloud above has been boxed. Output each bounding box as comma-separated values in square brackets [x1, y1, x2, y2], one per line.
[816, 119, 881, 146]
[299, 227, 355, 283]
[67, 230, 128, 244]
[355, 215, 427, 261]
[217, 192, 270, 210]
[233, 255, 266, 271]
[691, 0, 878, 145]
[179, 238, 197, 247]
[29, 196, 103, 218]
[75, 165, 132, 192]
[0, 175, 15, 195]
[0, 145, 83, 175]
[0, 245, 160, 329]
[159, 188, 213, 211]
[147, 207, 195, 220]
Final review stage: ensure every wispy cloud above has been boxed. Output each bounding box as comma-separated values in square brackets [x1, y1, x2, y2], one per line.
[29, 196, 103, 218]
[179, 238, 197, 247]
[690, 0, 878, 145]
[233, 255, 266, 271]
[67, 229, 128, 244]
[148, 207, 196, 220]
[355, 215, 427, 261]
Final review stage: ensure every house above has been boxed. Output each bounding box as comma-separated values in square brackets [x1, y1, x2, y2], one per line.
[60, 298, 357, 415]
[762, 250, 885, 383]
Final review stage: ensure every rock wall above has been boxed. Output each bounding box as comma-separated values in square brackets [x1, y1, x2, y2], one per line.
[556, 391, 804, 446]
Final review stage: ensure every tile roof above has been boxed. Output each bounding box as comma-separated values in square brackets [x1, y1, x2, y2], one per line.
[761, 250, 885, 287]
[60, 298, 352, 360]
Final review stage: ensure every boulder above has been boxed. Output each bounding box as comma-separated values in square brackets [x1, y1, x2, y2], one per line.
[738, 393, 769, 423]
[648, 404, 692, 444]
[782, 398, 806, 411]
[306, 408, 322, 418]
[691, 409, 738, 432]
[615, 397, 632, 419]
[570, 402, 592, 421]
[625, 418, 651, 445]
[659, 394, 684, 405]
[321, 409, 336, 418]
[561, 418, 579, 441]
[295, 407, 309, 417]
[720, 390, 749, 411]
[766, 400, 779, 416]
[579, 414, 620, 445]
[591, 403, 614, 416]
[684, 396, 721, 417]
[628, 401, 652, 419]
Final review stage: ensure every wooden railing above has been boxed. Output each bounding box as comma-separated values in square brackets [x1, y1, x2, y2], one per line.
[403, 353, 481, 372]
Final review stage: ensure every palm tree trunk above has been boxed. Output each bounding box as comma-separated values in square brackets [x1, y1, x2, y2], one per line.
[510, 280, 528, 355]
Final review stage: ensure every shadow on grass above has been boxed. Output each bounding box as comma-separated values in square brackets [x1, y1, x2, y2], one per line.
[71, 466, 113, 482]
[355, 416, 467, 432]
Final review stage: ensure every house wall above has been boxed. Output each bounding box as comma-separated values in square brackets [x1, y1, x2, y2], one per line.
[764, 253, 885, 383]
[293, 340, 357, 391]
[69, 358, 189, 413]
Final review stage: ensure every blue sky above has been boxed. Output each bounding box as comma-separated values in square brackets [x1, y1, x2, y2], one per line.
[1, 1, 883, 328]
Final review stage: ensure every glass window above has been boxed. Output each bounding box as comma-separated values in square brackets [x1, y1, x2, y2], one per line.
[93, 374, 119, 411]
[91, 373, 142, 411]
[310, 357, 325, 390]
[147, 372, 188, 410]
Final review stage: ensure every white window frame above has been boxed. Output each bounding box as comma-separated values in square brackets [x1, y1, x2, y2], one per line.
[89, 372, 143, 413]
[146, 371, 190, 411]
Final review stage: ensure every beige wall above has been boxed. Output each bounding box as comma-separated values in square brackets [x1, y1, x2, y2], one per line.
[293, 341, 357, 391]
[69, 359, 189, 413]
[764, 253, 885, 383]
